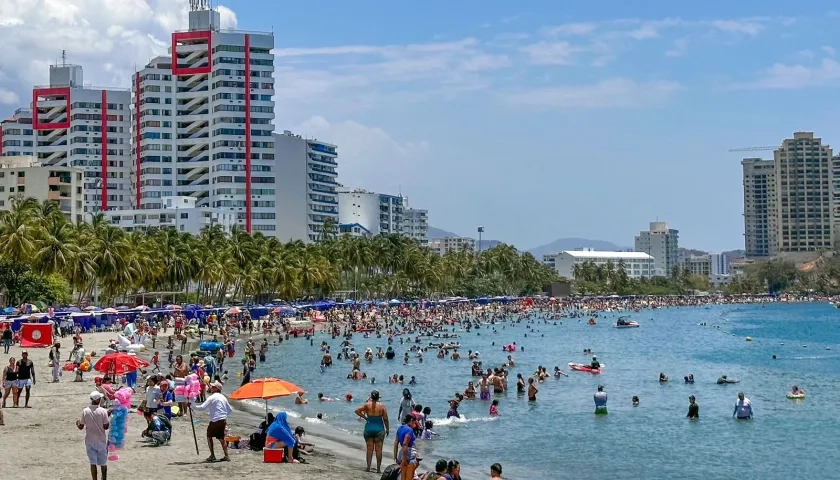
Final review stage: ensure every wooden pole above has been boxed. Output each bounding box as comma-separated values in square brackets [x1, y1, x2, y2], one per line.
[188, 406, 200, 455]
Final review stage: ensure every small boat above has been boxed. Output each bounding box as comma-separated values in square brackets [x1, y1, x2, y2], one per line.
[613, 321, 639, 329]
[569, 362, 602, 374]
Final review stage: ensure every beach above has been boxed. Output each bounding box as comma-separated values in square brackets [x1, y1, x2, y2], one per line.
[0, 330, 381, 480]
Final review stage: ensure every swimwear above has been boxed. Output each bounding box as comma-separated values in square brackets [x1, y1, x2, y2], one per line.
[480, 391, 490, 400]
[447, 409, 459, 418]
[363, 414, 386, 442]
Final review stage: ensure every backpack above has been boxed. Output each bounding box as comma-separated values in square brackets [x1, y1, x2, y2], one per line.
[380, 464, 401, 480]
[156, 414, 172, 432]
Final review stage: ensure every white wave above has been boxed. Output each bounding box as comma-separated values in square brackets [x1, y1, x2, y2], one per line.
[429, 415, 498, 427]
[240, 399, 302, 417]
[305, 417, 326, 424]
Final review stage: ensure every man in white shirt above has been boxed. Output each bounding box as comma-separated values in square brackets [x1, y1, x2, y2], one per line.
[733, 391, 753, 419]
[76, 391, 110, 480]
[191, 380, 232, 462]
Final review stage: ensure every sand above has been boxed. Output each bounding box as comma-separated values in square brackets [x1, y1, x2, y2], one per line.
[0, 330, 384, 480]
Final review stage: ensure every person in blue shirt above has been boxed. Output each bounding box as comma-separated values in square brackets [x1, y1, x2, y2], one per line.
[594, 385, 608, 414]
[157, 380, 175, 419]
[393, 414, 420, 480]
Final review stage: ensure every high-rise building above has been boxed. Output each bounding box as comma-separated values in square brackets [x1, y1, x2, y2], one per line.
[634, 221, 679, 276]
[402, 199, 429, 246]
[0, 63, 132, 213]
[741, 157, 776, 258]
[131, 3, 276, 233]
[0, 155, 84, 222]
[273, 130, 339, 242]
[741, 132, 835, 258]
[773, 132, 834, 252]
[709, 252, 729, 275]
[338, 188, 404, 236]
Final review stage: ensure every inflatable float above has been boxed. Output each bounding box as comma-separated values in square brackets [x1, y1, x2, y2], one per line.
[117, 335, 146, 354]
[786, 392, 806, 400]
[569, 362, 602, 374]
[199, 341, 224, 353]
[613, 321, 639, 328]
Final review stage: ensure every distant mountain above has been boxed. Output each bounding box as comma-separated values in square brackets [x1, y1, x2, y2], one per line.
[427, 226, 504, 250]
[527, 238, 627, 259]
[427, 226, 459, 239]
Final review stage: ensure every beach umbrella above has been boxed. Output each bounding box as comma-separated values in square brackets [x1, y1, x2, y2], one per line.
[84, 306, 99, 311]
[3, 307, 18, 314]
[225, 307, 241, 315]
[102, 307, 119, 314]
[132, 305, 149, 311]
[166, 304, 182, 311]
[229, 378, 304, 418]
[93, 352, 150, 376]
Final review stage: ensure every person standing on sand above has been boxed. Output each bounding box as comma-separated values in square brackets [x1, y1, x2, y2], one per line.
[2, 357, 18, 408]
[16, 351, 35, 408]
[355, 389, 390, 473]
[190, 380, 232, 462]
[76, 391, 110, 480]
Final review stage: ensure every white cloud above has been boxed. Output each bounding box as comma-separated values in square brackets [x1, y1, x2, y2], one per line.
[293, 116, 430, 192]
[0, 88, 19, 105]
[504, 78, 683, 109]
[520, 41, 581, 65]
[0, 0, 238, 100]
[823, 45, 836, 56]
[544, 23, 597, 36]
[735, 58, 840, 89]
[711, 20, 764, 36]
[666, 38, 689, 57]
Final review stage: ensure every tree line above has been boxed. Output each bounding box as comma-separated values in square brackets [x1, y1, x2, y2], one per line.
[0, 197, 560, 306]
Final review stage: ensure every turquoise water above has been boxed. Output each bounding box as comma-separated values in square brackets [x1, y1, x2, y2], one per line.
[254, 303, 840, 479]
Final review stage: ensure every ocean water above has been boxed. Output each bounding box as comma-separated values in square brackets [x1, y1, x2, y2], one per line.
[248, 303, 840, 479]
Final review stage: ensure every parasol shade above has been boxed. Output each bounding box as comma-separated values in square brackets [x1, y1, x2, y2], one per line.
[93, 352, 150, 375]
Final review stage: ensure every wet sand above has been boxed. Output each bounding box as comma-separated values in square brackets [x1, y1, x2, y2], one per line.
[0, 330, 381, 480]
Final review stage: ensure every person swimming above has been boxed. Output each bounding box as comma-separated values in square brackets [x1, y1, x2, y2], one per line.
[717, 375, 740, 384]
[632, 395, 639, 406]
[684, 374, 695, 384]
[447, 398, 460, 418]
[659, 372, 669, 383]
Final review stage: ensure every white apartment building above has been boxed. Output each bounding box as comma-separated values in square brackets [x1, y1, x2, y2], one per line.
[131, 3, 276, 234]
[273, 131, 339, 242]
[742, 158, 776, 258]
[338, 188, 404, 236]
[544, 250, 655, 280]
[102, 195, 234, 234]
[0, 63, 132, 213]
[0, 155, 84, 222]
[709, 253, 729, 275]
[402, 205, 429, 246]
[429, 236, 476, 255]
[634, 221, 679, 276]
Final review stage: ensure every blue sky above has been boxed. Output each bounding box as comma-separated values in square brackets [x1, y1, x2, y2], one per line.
[4, 0, 840, 251]
[235, 0, 840, 251]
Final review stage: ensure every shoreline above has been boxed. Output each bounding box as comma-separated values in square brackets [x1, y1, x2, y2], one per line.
[0, 330, 382, 480]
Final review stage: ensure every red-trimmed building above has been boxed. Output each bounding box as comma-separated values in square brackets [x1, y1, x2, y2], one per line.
[131, 4, 276, 234]
[0, 63, 132, 214]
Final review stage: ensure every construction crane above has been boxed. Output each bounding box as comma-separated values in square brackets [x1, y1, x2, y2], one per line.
[728, 146, 777, 152]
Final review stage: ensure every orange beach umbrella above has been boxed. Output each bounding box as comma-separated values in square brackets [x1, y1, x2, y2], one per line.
[229, 378, 305, 418]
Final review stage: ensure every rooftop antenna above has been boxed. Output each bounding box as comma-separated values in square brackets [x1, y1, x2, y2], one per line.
[61, 50, 66, 66]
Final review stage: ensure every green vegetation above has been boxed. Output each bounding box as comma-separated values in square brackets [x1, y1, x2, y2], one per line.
[726, 256, 840, 294]
[0, 197, 560, 306]
[571, 261, 713, 295]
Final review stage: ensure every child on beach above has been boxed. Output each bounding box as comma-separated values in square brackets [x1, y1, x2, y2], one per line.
[489, 399, 500, 416]
[152, 352, 160, 373]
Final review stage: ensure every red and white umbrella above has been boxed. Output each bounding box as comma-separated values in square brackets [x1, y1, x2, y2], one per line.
[225, 307, 241, 315]
[102, 307, 119, 314]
